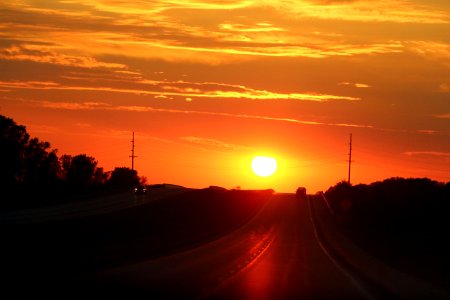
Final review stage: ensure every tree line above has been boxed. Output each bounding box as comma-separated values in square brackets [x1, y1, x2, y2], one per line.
[0, 115, 145, 209]
[324, 177, 450, 231]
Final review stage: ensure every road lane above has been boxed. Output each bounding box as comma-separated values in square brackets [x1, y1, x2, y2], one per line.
[72, 193, 371, 299]
[210, 193, 368, 300]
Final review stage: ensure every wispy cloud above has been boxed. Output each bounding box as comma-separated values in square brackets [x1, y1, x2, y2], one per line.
[416, 130, 440, 135]
[80, 0, 252, 14]
[439, 83, 450, 93]
[434, 114, 450, 119]
[0, 44, 127, 69]
[220, 22, 285, 33]
[406, 41, 450, 67]
[0, 1, 419, 65]
[22, 99, 374, 129]
[125, 39, 404, 60]
[404, 151, 450, 158]
[31, 100, 110, 111]
[339, 82, 371, 88]
[266, 0, 450, 24]
[0, 80, 360, 102]
[180, 136, 251, 151]
[22, 0, 446, 25]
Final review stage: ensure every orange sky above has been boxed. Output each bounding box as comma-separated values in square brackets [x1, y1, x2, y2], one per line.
[1, 0, 449, 192]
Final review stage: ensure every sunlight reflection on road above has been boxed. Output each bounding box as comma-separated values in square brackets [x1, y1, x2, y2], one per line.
[240, 253, 274, 300]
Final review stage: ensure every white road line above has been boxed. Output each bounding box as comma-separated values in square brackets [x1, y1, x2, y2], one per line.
[307, 195, 378, 300]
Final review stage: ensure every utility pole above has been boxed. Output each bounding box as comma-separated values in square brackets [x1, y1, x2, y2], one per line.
[348, 133, 352, 184]
[130, 132, 137, 171]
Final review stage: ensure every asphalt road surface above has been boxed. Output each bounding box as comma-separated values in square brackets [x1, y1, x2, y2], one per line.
[72, 193, 376, 299]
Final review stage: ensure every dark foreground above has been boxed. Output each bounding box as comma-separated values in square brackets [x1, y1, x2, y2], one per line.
[1, 189, 270, 292]
[2, 190, 373, 299]
[3, 190, 447, 299]
[74, 193, 372, 299]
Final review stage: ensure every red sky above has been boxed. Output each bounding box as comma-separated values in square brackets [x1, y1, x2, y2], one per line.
[1, 0, 449, 192]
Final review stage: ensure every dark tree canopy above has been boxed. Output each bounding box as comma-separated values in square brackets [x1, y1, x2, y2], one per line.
[63, 154, 98, 189]
[23, 138, 61, 188]
[0, 115, 30, 187]
[0, 114, 144, 209]
[108, 167, 140, 190]
[324, 177, 450, 229]
[0, 115, 60, 190]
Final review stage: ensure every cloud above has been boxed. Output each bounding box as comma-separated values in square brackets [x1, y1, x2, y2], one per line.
[219, 22, 285, 33]
[339, 82, 371, 88]
[434, 114, 450, 119]
[406, 41, 450, 67]
[0, 44, 127, 69]
[309, 0, 357, 3]
[416, 130, 440, 135]
[439, 83, 450, 93]
[135, 40, 404, 60]
[32, 100, 111, 111]
[264, 0, 450, 24]
[22, 99, 374, 129]
[0, 1, 418, 65]
[180, 136, 251, 150]
[403, 151, 450, 158]
[82, 0, 252, 14]
[32, 0, 447, 25]
[75, 122, 92, 128]
[0, 80, 360, 102]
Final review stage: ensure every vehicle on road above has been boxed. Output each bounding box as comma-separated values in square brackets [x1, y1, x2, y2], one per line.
[134, 185, 147, 195]
[296, 187, 307, 200]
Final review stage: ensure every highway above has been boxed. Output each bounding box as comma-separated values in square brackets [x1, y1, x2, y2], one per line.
[73, 193, 375, 299]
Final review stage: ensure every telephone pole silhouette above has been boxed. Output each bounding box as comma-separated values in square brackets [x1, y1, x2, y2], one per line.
[348, 133, 353, 184]
[130, 132, 137, 171]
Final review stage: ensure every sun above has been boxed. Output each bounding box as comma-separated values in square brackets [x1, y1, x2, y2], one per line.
[251, 156, 277, 177]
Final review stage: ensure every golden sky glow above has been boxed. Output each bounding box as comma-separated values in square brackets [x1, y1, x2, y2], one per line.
[1, 0, 449, 192]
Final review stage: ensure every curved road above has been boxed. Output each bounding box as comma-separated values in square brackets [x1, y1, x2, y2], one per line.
[72, 194, 374, 299]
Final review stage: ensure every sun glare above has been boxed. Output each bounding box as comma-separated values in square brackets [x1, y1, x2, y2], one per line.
[251, 156, 277, 177]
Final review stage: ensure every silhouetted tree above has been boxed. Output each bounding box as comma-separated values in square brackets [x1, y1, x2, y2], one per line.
[324, 180, 351, 216]
[325, 177, 450, 230]
[63, 154, 98, 191]
[0, 115, 63, 192]
[0, 115, 30, 188]
[22, 138, 61, 189]
[60, 154, 72, 179]
[93, 167, 109, 186]
[108, 167, 140, 190]
[1, 114, 148, 208]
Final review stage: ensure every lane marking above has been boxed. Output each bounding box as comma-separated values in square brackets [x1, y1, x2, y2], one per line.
[199, 227, 276, 299]
[307, 196, 378, 300]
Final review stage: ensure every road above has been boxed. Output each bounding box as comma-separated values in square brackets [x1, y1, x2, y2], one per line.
[71, 193, 376, 299]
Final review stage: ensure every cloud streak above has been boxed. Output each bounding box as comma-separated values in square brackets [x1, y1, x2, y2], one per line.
[180, 136, 251, 151]
[1, 1, 433, 65]
[0, 44, 127, 69]
[404, 151, 450, 158]
[339, 82, 371, 88]
[0, 80, 360, 102]
[266, 0, 450, 24]
[434, 114, 450, 119]
[21, 99, 374, 129]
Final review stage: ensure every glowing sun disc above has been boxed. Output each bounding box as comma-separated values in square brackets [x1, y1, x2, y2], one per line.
[251, 156, 277, 177]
